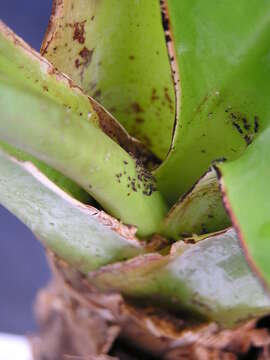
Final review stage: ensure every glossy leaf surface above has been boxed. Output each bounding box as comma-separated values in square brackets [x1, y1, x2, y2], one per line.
[217, 128, 270, 289]
[156, 0, 270, 203]
[0, 21, 168, 237]
[0, 77, 168, 237]
[161, 169, 230, 239]
[42, 0, 175, 159]
[0, 21, 142, 155]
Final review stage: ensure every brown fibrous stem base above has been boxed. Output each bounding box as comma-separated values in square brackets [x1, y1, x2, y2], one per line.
[30, 253, 270, 360]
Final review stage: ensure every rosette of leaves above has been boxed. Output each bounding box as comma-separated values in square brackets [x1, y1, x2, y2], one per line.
[1, 1, 270, 358]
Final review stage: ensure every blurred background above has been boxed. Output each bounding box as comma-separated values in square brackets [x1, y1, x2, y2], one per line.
[0, 1, 52, 334]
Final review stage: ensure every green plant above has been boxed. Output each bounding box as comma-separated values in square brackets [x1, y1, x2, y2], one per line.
[1, 1, 270, 358]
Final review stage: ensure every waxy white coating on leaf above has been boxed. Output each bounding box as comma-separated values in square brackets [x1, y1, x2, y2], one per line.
[0, 150, 144, 272]
[89, 228, 270, 327]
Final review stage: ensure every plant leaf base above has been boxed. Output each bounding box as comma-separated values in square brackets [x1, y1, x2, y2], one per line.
[30, 253, 270, 360]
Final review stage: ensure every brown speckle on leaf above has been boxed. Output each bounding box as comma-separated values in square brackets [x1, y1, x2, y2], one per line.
[254, 116, 259, 133]
[131, 102, 144, 113]
[232, 121, 244, 134]
[242, 117, 250, 131]
[75, 58, 80, 68]
[93, 89, 101, 100]
[151, 88, 159, 102]
[227, 108, 258, 146]
[79, 47, 93, 66]
[73, 21, 86, 44]
[165, 34, 171, 43]
[164, 87, 173, 111]
[75, 47, 94, 81]
[244, 134, 253, 145]
[135, 117, 144, 124]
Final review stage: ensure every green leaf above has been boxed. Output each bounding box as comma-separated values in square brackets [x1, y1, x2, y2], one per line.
[0, 141, 91, 203]
[0, 22, 168, 237]
[0, 20, 140, 204]
[0, 77, 168, 237]
[217, 128, 270, 290]
[155, 0, 270, 203]
[89, 228, 270, 327]
[0, 149, 144, 272]
[0, 22, 94, 203]
[161, 169, 230, 240]
[0, 21, 141, 154]
[42, 0, 175, 159]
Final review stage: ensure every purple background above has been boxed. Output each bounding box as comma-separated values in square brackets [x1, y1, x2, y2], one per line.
[0, 1, 53, 334]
